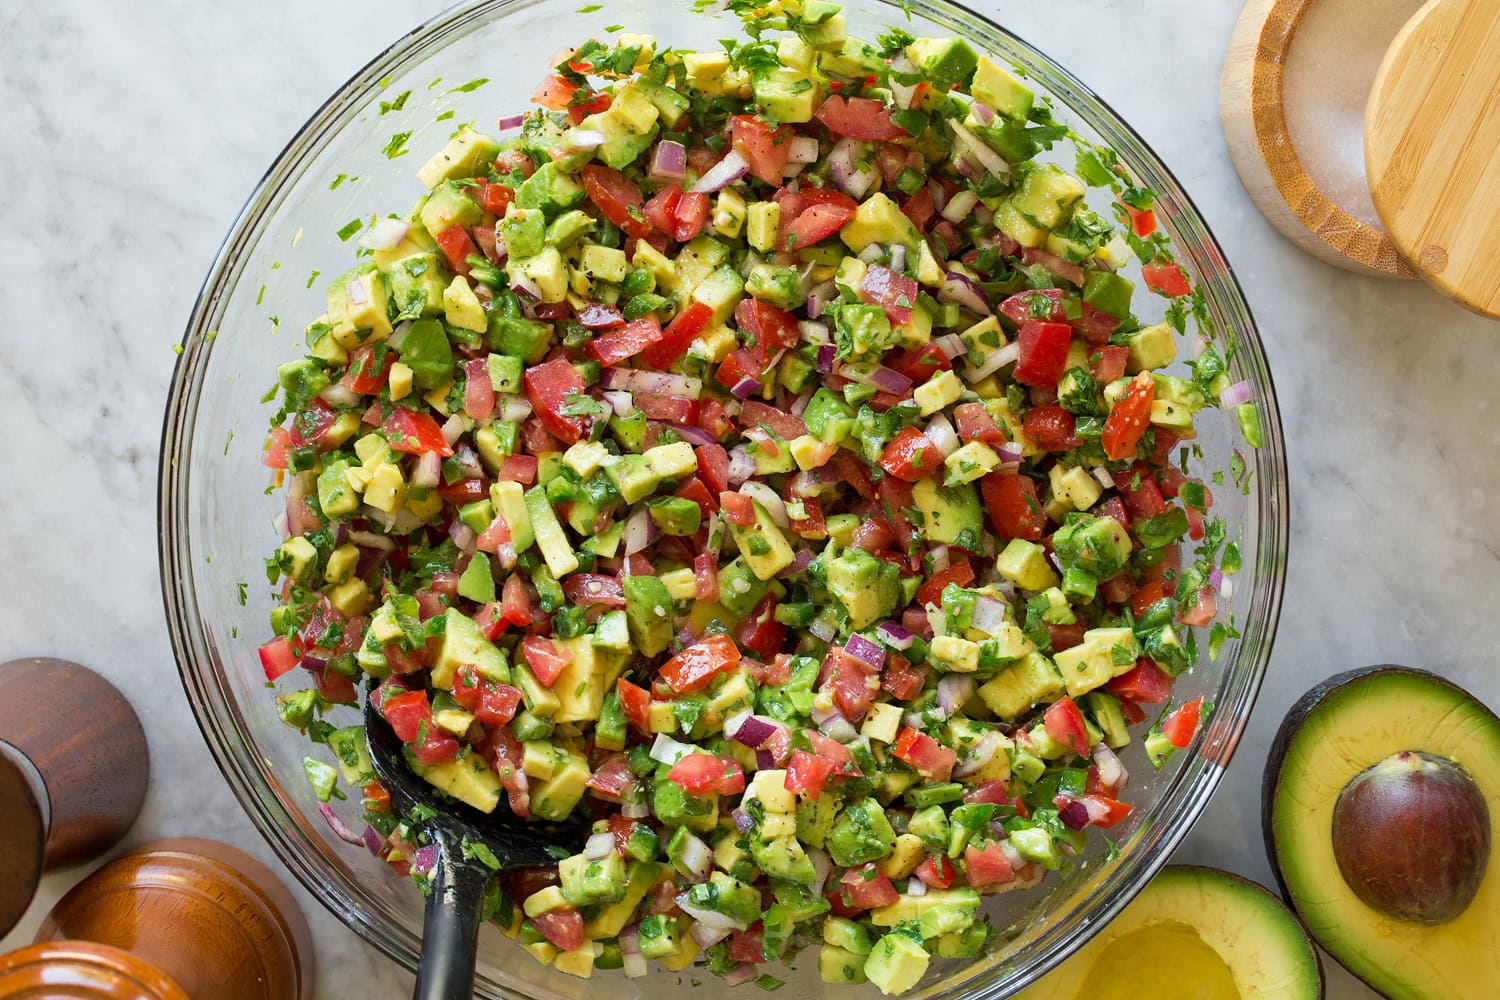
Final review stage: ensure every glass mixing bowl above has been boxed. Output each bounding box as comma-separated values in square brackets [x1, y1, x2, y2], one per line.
[159, 0, 1289, 995]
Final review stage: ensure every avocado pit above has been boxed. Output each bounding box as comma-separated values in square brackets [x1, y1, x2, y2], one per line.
[1331, 750, 1490, 924]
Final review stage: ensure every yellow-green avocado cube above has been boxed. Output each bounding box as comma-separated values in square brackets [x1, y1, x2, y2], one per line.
[840, 193, 922, 253]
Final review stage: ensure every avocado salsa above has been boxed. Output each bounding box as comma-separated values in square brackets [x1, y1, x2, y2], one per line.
[259, 1, 1253, 991]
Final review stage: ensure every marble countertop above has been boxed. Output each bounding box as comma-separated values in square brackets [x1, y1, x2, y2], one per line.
[3, 1, 1496, 997]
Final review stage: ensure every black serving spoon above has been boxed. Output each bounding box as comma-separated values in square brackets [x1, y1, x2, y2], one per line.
[365, 693, 585, 1000]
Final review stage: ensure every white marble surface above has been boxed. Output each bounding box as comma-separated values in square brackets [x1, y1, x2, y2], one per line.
[2, 1, 1496, 997]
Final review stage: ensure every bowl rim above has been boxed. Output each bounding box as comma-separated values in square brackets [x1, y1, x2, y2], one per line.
[158, 0, 1289, 995]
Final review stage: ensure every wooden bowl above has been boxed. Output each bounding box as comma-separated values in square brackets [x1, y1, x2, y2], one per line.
[1221, 0, 1422, 277]
[34, 839, 314, 1000]
[0, 941, 189, 1000]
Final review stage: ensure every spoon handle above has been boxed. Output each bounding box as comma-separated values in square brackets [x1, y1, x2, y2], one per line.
[412, 829, 493, 1000]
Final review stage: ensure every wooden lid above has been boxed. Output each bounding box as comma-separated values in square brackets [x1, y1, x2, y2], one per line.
[0, 742, 47, 938]
[0, 941, 189, 1000]
[34, 839, 313, 1000]
[1221, 0, 1421, 277]
[1366, 0, 1500, 317]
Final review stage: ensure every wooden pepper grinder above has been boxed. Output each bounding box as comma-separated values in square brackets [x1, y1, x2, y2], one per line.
[0, 657, 150, 936]
[33, 838, 314, 1000]
[0, 941, 190, 1000]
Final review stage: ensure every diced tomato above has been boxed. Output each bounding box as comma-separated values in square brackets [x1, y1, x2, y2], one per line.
[1090, 345, 1130, 384]
[1119, 464, 1169, 520]
[436, 477, 489, 504]
[637, 300, 712, 370]
[561, 573, 626, 609]
[851, 518, 895, 554]
[341, 346, 396, 394]
[695, 398, 734, 440]
[736, 594, 787, 661]
[728, 928, 766, 964]
[616, 679, 652, 737]
[462, 357, 495, 420]
[915, 853, 956, 889]
[532, 909, 584, 952]
[730, 115, 794, 185]
[258, 637, 300, 681]
[480, 182, 514, 215]
[1121, 202, 1156, 237]
[835, 865, 899, 910]
[1109, 658, 1174, 704]
[412, 726, 460, 765]
[382, 408, 454, 457]
[1045, 622, 1087, 651]
[892, 727, 956, 782]
[823, 646, 878, 721]
[381, 690, 432, 743]
[658, 633, 741, 694]
[493, 453, 538, 486]
[454, 671, 523, 727]
[915, 560, 975, 608]
[1142, 261, 1192, 298]
[1103, 372, 1155, 461]
[782, 201, 857, 252]
[1013, 320, 1073, 387]
[734, 298, 802, 353]
[889, 343, 951, 384]
[523, 356, 589, 445]
[952, 402, 1002, 443]
[881, 653, 926, 701]
[859, 264, 919, 326]
[522, 636, 573, 687]
[1022, 405, 1076, 451]
[566, 89, 611, 125]
[1163, 697, 1203, 749]
[672, 191, 710, 242]
[1100, 573, 1137, 606]
[579, 164, 652, 238]
[1130, 580, 1167, 618]
[879, 427, 943, 482]
[696, 443, 730, 495]
[587, 315, 663, 365]
[363, 781, 391, 813]
[694, 551, 720, 602]
[667, 753, 745, 796]
[1119, 699, 1148, 725]
[1082, 793, 1133, 829]
[262, 426, 292, 470]
[498, 573, 533, 629]
[720, 491, 755, 527]
[814, 94, 906, 140]
[1148, 428, 1182, 468]
[980, 472, 1046, 541]
[999, 288, 1069, 326]
[643, 183, 682, 236]
[585, 754, 635, 802]
[1044, 696, 1091, 756]
[433, 225, 478, 276]
[1178, 586, 1218, 628]
[963, 841, 1017, 889]
[901, 186, 936, 231]
[673, 479, 717, 522]
[531, 73, 578, 111]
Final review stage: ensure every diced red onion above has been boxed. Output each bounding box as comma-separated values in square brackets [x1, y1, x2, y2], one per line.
[869, 365, 913, 395]
[738, 484, 786, 532]
[994, 441, 1025, 465]
[809, 618, 836, 643]
[649, 732, 695, 765]
[584, 832, 616, 860]
[902, 712, 927, 731]
[857, 242, 886, 264]
[1218, 379, 1255, 408]
[954, 730, 1004, 778]
[924, 413, 960, 457]
[511, 271, 542, 302]
[806, 282, 837, 319]
[723, 963, 759, 987]
[817, 712, 860, 742]
[600, 366, 703, 399]
[941, 191, 980, 224]
[319, 803, 366, 847]
[691, 149, 749, 193]
[319, 382, 362, 408]
[971, 595, 1008, 636]
[1192, 335, 1211, 360]
[500, 395, 533, 422]
[1058, 798, 1091, 831]
[936, 674, 975, 716]
[815, 343, 837, 373]
[1094, 743, 1128, 792]
[755, 748, 776, 770]
[876, 621, 914, 650]
[578, 303, 625, 329]
[349, 529, 395, 550]
[621, 798, 650, 819]
[624, 505, 657, 556]
[788, 135, 821, 164]
[286, 475, 319, 535]
[791, 465, 840, 498]
[727, 447, 756, 488]
[844, 633, 886, 670]
[907, 877, 928, 897]
[361, 824, 385, 857]
[729, 376, 762, 399]
[453, 443, 482, 479]
[1000, 841, 1027, 871]
[1092, 466, 1115, 489]
[565, 129, 607, 152]
[928, 544, 951, 573]
[808, 846, 833, 896]
[602, 389, 635, 417]
[964, 341, 1020, 382]
[496, 112, 526, 131]
[649, 139, 688, 182]
[888, 54, 919, 108]
[782, 161, 808, 178]
[786, 547, 814, 576]
[272, 511, 290, 539]
[359, 217, 409, 251]
[949, 119, 1011, 175]
[671, 835, 715, 883]
[441, 414, 466, 446]
[829, 137, 878, 199]
[410, 844, 440, 876]
[971, 102, 997, 125]
[890, 244, 908, 273]
[667, 421, 718, 446]
[939, 270, 992, 315]
[928, 179, 949, 212]
[690, 920, 734, 948]
[1208, 567, 1225, 592]
[731, 808, 755, 833]
[449, 521, 477, 551]
[411, 451, 442, 490]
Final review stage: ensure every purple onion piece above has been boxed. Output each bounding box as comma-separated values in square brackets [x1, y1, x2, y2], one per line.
[843, 633, 887, 670]
[691, 149, 749, 193]
[1058, 799, 1091, 831]
[732, 808, 755, 833]
[318, 803, 365, 847]
[815, 343, 837, 373]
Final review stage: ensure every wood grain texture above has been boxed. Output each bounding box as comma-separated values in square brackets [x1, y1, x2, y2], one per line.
[0, 658, 149, 870]
[34, 839, 313, 1000]
[0, 940, 190, 1000]
[0, 744, 47, 938]
[1367, 0, 1500, 317]
[1221, 0, 1419, 277]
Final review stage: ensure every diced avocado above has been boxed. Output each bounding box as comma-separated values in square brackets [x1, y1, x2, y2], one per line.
[420, 180, 483, 238]
[1009, 824, 1060, 869]
[515, 162, 586, 217]
[1082, 269, 1135, 320]
[802, 387, 857, 444]
[824, 917, 873, 956]
[977, 651, 1065, 720]
[864, 933, 930, 996]
[513, 661, 562, 719]
[559, 851, 628, 907]
[416, 125, 502, 188]
[582, 860, 663, 939]
[604, 453, 661, 504]
[1054, 626, 1139, 699]
[530, 749, 590, 820]
[500, 204, 547, 260]
[747, 202, 781, 253]
[914, 368, 963, 416]
[750, 835, 817, 884]
[408, 751, 501, 813]
[575, 81, 660, 169]
[745, 262, 805, 310]
[726, 499, 797, 580]
[870, 887, 981, 927]
[457, 551, 496, 603]
[943, 440, 1000, 487]
[654, 779, 718, 832]
[385, 252, 448, 320]
[754, 68, 822, 124]
[821, 945, 869, 984]
[1053, 513, 1133, 579]
[912, 478, 983, 550]
[1084, 691, 1131, 749]
[396, 317, 453, 390]
[431, 692, 476, 736]
[971, 55, 1034, 121]
[632, 76, 689, 128]
[995, 538, 1060, 591]
[716, 556, 773, 618]
[820, 35, 883, 77]
[432, 607, 510, 688]
[523, 485, 579, 578]
[827, 798, 897, 866]
[623, 575, 674, 657]
[488, 480, 534, 553]
[316, 459, 359, 518]
[905, 37, 979, 90]
[827, 546, 902, 629]
[1012, 164, 1086, 230]
[511, 246, 570, 304]
[550, 635, 620, 724]
[636, 913, 680, 959]
[994, 199, 1048, 249]
[647, 496, 702, 536]
[545, 209, 596, 250]
[327, 726, 374, 785]
[840, 193, 922, 253]
[683, 871, 761, 929]
[1050, 464, 1103, 511]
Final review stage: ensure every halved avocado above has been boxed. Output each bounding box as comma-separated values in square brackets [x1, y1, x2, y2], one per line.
[1015, 866, 1322, 999]
[1264, 666, 1500, 999]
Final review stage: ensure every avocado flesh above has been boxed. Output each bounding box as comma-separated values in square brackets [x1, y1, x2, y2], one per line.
[1266, 666, 1500, 1000]
[1014, 866, 1322, 999]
